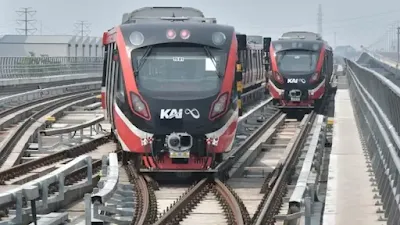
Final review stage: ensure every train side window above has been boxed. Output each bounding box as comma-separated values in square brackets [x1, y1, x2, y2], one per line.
[259, 51, 262, 73]
[116, 61, 125, 98]
[324, 53, 328, 75]
[248, 50, 252, 80]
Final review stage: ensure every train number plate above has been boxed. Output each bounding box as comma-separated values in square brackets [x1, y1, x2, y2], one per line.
[169, 151, 190, 158]
[290, 97, 301, 102]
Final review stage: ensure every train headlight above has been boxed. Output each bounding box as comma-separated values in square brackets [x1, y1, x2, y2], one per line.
[168, 136, 180, 147]
[180, 29, 190, 40]
[274, 44, 282, 51]
[166, 29, 176, 39]
[129, 31, 144, 46]
[212, 32, 226, 45]
[309, 72, 319, 83]
[209, 92, 229, 120]
[130, 92, 150, 119]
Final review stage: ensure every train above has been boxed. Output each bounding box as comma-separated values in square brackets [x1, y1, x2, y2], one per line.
[267, 31, 335, 111]
[100, 7, 269, 172]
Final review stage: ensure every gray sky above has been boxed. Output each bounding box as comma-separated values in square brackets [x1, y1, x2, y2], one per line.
[1, 0, 400, 48]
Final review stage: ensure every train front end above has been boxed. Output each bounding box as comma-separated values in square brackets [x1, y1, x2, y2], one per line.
[268, 39, 327, 110]
[111, 22, 239, 171]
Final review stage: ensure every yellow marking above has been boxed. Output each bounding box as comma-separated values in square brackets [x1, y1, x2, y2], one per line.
[96, 95, 102, 99]
[327, 117, 334, 125]
[169, 151, 190, 158]
[237, 81, 243, 92]
[237, 99, 242, 109]
[236, 63, 242, 72]
[46, 116, 56, 122]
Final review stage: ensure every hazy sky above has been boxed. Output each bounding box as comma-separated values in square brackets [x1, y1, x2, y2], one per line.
[1, 0, 400, 48]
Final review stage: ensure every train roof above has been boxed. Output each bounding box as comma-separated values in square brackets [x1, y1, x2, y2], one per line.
[271, 39, 332, 52]
[120, 20, 232, 31]
[280, 31, 322, 40]
[122, 7, 216, 24]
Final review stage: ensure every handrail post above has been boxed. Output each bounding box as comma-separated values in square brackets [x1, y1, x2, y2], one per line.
[87, 157, 93, 186]
[15, 190, 23, 224]
[84, 193, 92, 225]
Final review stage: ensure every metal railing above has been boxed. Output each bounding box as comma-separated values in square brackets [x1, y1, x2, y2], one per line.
[273, 115, 326, 225]
[85, 153, 135, 224]
[0, 81, 101, 112]
[345, 58, 400, 224]
[38, 115, 106, 151]
[0, 56, 103, 79]
[0, 155, 94, 225]
[359, 49, 400, 77]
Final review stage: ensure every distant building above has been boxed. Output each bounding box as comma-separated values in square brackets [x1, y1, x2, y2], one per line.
[0, 35, 103, 57]
[334, 45, 359, 59]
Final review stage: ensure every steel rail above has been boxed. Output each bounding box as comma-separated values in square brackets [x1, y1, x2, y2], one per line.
[0, 135, 111, 184]
[253, 111, 317, 225]
[216, 110, 282, 178]
[153, 178, 209, 225]
[214, 178, 245, 225]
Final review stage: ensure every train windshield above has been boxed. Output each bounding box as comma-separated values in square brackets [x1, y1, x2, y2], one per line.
[275, 50, 319, 74]
[132, 43, 227, 99]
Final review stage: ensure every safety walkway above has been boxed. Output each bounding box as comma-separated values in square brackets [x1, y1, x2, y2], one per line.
[322, 89, 384, 225]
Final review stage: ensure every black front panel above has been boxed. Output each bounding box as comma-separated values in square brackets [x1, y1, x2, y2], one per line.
[271, 72, 321, 90]
[120, 22, 234, 51]
[116, 93, 236, 135]
[272, 40, 323, 52]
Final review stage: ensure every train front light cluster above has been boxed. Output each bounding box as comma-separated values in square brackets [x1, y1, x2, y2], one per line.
[180, 29, 190, 39]
[130, 92, 150, 119]
[166, 29, 177, 39]
[309, 72, 319, 83]
[209, 92, 228, 120]
[273, 71, 284, 84]
[212, 32, 226, 45]
[129, 31, 144, 45]
[166, 29, 191, 40]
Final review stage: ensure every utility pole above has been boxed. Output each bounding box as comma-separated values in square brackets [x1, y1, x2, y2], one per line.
[334, 32, 337, 48]
[397, 26, 400, 66]
[317, 4, 323, 37]
[16, 7, 37, 35]
[74, 21, 91, 37]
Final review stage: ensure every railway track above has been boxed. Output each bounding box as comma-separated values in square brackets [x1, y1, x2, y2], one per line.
[0, 93, 119, 221]
[125, 110, 318, 225]
[0, 91, 100, 170]
[0, 90, 329, 224]
[54, 97, 277, 224]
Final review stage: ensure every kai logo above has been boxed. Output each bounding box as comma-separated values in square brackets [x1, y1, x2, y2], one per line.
[160, 108, 200, 119]
[287, 78, 306, 84]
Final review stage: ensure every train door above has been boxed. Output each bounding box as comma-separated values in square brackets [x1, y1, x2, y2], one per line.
[101, 44, 108, 119]
[103, 42, 119, 130]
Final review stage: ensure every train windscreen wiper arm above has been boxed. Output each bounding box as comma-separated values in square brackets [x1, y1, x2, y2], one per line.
[203, 46, 222, 78]
[134, 46, 153, 76]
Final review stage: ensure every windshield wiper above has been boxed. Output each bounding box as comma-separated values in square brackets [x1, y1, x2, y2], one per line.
[203, 46, 222, 78]
[277, 51, 289, 67]
[134, 46, 153, 77]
